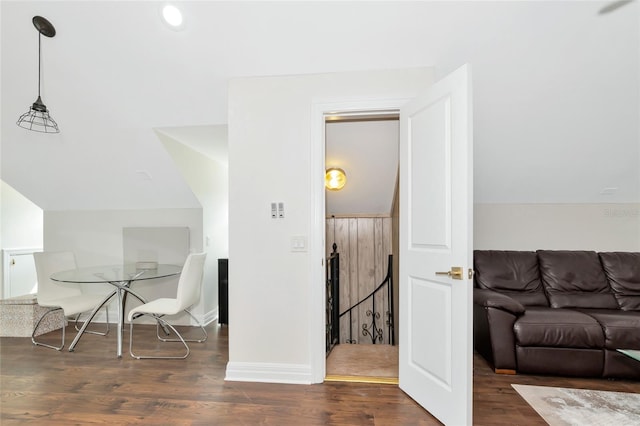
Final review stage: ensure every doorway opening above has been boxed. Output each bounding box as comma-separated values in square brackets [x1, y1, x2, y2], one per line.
[323, 110, 400, 383]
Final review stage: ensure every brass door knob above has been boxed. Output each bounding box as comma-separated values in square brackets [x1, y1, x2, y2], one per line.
[435, 266, 463, 280]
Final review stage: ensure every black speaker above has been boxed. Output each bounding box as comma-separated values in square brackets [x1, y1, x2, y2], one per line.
[218, 258, 228, 325]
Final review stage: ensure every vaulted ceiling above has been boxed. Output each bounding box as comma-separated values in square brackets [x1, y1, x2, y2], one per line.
[1, 1, 638, 211]
[326, 119, 399, 217]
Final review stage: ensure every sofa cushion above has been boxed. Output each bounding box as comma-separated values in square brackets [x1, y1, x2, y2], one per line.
[537, 250, 618, 309]
[474, 250, 548, 306]
[599, 252, 640, 311]
[578, 309, 640, 350]
[513, 307, 604, 348]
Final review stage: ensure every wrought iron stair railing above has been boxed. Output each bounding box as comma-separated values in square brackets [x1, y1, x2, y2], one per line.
[326, 243, 394, 353]
[340, 253, 394, 345]
[326, 243, 340, 353]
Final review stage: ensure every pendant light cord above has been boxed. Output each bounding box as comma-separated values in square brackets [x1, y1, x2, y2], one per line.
[37, 32, 42, 98]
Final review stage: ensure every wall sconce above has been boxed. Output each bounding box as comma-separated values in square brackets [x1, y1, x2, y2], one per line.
[325, 168, 347, 191]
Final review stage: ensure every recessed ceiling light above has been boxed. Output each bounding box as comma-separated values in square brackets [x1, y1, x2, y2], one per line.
[162, 4, 183, 29]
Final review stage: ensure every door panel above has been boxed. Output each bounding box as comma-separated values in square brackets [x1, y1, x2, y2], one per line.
[410, 277, 451, 386]
[399, 64, 473, 426]
[410, 96, 450, 248]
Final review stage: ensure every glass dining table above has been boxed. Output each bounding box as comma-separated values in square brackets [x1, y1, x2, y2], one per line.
[51, 264, 182, 357]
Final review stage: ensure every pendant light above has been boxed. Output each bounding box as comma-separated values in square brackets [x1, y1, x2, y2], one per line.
[17, 16, 59, 133]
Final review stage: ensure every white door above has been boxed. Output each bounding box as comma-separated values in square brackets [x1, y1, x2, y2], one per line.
[398, 64, 473, 425]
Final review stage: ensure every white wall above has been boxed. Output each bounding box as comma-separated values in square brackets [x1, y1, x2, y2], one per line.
[158, 131, 229, 324]
[227, 68, 434, 383]
[44, 208, 206, 324]
[474, 203, 640, 251]
[0, 0, 2, 262]
[1, 180, 43, 250]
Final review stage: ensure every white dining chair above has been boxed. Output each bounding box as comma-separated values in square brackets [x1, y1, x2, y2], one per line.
[32, 251, 110, 350]
[128, 252, 208, 359]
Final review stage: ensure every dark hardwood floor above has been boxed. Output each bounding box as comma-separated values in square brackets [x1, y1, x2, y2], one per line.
[1, 323, 639, 425]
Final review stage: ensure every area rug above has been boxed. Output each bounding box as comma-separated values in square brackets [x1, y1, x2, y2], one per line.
[512, 384, 640, 426]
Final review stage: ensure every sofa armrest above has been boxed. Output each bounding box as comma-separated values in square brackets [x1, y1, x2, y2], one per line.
[474, 288, 526, 316]
[474, 304, 519, 372]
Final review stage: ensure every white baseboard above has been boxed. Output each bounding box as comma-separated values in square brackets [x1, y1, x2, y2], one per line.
[202, 307, 218, 326]
[225, 361, 313, 384]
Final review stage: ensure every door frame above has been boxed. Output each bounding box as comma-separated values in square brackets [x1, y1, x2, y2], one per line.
[309, 97, 412, 383]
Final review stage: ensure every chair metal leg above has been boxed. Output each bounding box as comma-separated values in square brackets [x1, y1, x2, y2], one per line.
[156, 309, 207, 343]
[68, 292, 116, 353]
[32, 307, 66, 351]
[121, 291, 128, 331]
[129, 314, 189, 359]
[122, 287, 171, 336]
[74, 306, 110, 336]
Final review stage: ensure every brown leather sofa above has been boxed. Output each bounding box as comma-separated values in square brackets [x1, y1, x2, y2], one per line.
[473, 250, 640, 379]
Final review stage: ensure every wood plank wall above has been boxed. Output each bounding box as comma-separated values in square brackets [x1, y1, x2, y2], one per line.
[326, 217, 393, 345]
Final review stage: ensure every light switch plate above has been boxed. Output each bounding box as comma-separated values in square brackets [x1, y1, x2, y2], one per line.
[291, 236, 307, 252]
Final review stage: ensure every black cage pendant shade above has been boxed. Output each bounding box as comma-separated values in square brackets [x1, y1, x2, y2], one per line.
[17, 16, 59, 133]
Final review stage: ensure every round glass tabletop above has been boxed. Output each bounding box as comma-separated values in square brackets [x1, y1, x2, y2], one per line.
[50, 264, 183, 283]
